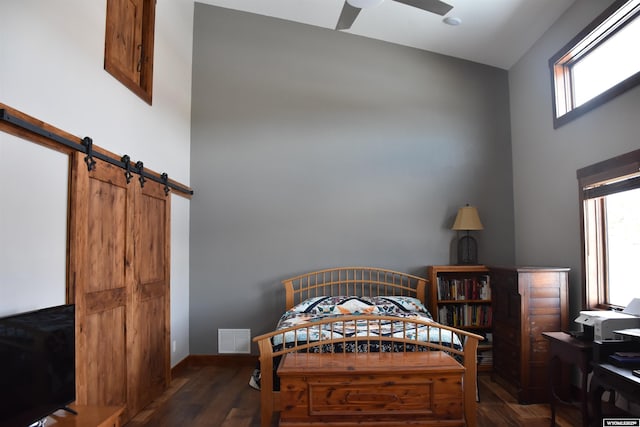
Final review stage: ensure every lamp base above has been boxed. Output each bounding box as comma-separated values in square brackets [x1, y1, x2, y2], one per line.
[457, 235, 478, 265]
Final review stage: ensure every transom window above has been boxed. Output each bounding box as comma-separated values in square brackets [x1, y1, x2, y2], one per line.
[550, 0, 640, 128]
[578, 149, 640, 310]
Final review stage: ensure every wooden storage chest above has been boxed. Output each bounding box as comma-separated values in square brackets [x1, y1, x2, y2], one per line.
[277, 351, 465, 426]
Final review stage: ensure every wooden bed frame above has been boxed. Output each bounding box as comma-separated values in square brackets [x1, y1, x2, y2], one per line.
[252, 267, 483, 427]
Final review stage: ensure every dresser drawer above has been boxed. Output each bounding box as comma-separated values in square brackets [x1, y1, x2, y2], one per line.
[494, 338, 520, 359]
[495, 365, 520, 386]
[493, 320, 521, 345]
[492, 271, 519, 292]
[492, 273, 522, 326]
[493, 344, 520, 384]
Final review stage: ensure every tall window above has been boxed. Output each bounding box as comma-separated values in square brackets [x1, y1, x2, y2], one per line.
[549, 0, 640, 128]
[578, 149, 640, 310]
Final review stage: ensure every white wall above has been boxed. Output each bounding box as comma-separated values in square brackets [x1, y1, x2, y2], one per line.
[0, 135, 68, 316]
[0, 0, 193, 367]
[509, 0, 640, 319]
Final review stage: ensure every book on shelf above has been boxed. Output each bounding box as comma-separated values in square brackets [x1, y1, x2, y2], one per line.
[478, 347, 493, 366]
[485, 332, 493, 343]
[608, 352, 640, 368]
[437, 276, 491, 301]
[614, 352, 640, 358]
[438, 304, 492, 328]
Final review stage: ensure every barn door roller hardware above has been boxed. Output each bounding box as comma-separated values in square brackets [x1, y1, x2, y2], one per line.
[161, 173, 170, 195]
[122, 155, 134, 183]
[83, 137, 96, 171]
[136, 161, 146, 188]
[0, 109, 193, 196]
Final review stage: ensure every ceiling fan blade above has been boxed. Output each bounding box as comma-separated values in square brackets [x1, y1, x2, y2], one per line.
[336, 1, 362, 30]
[391, 0, 453, 16]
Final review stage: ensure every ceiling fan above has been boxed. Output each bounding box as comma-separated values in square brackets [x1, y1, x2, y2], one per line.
[336, 0, 454, 30]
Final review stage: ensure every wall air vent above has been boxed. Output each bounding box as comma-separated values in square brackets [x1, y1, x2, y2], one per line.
[218, 328, 251, 354]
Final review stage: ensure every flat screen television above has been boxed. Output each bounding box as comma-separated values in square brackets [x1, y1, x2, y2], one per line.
[0, 304, 75, 427]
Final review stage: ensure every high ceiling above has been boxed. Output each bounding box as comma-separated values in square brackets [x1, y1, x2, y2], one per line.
[195, 0, 576, 69]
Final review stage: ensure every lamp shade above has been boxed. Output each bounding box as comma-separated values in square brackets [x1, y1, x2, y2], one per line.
[452, 205, 483, 231]
[347, 0, 384, 8]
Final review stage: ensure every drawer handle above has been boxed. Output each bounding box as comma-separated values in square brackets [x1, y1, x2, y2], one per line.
[345, 391, 399, 404]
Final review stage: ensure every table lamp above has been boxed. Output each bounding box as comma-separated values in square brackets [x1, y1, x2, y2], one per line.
[452, 204, 483, 265]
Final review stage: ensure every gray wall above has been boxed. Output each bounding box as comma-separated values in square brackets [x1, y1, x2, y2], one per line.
[190, 4, 514, 354]
[509, 0, 640, 321]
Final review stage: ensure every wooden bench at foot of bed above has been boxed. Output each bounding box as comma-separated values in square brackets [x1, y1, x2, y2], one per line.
[278, 351, 465, 427]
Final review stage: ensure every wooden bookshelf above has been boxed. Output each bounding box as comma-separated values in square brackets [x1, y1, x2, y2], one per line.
[427, 265, 492, 371]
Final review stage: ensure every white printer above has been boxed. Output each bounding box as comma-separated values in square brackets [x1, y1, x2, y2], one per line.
[575, 298, 640, 341]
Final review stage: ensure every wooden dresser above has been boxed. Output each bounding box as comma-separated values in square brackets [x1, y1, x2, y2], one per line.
[277, 351, 465, 426]
[490, 266, 569, 404]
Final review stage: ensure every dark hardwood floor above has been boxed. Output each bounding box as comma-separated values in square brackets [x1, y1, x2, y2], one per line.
[125, 358, 583, 427]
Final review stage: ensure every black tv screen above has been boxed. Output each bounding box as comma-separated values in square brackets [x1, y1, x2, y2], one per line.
[0, 304, 75, 427]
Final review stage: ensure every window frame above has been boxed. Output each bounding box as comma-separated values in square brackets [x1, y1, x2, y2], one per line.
[104, 0, 156, 105]
[549, 0, 640, 129]
[577, 148, 640, 310]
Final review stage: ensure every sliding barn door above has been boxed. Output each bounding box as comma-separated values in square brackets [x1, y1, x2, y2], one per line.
[68, 153, 170, 421]
[126, 174, 170, 414]
[69, 154, 130, 411]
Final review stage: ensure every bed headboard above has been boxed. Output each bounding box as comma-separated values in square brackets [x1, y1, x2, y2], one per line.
[282, 267, 428, 310]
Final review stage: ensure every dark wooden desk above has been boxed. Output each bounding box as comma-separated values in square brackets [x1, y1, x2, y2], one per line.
[589, 362, 640, 425]
[542, 332, 593, 427]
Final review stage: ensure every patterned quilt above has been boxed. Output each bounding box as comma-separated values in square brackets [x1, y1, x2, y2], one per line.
[249, 295, 462, 390]
[271, 295, 461, 349]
